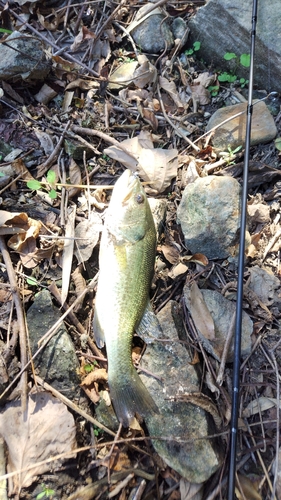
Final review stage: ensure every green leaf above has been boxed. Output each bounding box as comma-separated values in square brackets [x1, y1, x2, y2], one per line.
[47, 170, 56, 184]
[218, 72, 231, 82]
[185, 48, 194, 56]
[193, 41, 201, 51]
[49, 189, 57, 199]
[228, 74, 237, 83]
[0, 28, 13, 34]
[224, 52, 236, 61]
[0, 172, 6, 177]
[27, 180, 42, 190]
[275, 137, 281, 151]
[240, 53, 250, 67]
[208, 85, 219, 96]
[36, 492, 45, 500]
[27, 277, 38, 286]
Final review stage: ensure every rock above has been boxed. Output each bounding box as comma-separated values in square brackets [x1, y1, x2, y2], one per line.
[130, 3, 174, 54]
[27, 290, 81, 399]
[140, 301, 222, 483]
[177, 175, 241, 260]
[188, 0, 281, 93]
[184, 288, 252, 362]
[0, 31, 51, 81]
[206, 101, 277, 152]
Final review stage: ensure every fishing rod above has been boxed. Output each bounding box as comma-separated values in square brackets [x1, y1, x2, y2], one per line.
[227, 0, 258, 498]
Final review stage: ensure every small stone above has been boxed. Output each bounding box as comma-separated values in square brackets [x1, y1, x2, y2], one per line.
[206, 101, 277, 152]
[140, 301, 222, 482]
[0, 31, 51, 81]
[27, 290, 81, 399]
[177, 175, 241, 260]
[130, 3, 174, 54]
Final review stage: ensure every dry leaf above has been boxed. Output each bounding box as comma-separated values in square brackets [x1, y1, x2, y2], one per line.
[236, 473, 262, 500]
[74, 212, 102, 264]
[159, 75, 186, 110]
[180, 478, 203, 500]
[133, 54, 157, 88]
[104, 131, 178, 193]
[108, 61, 139, 90]
[160, 244, 180, 264]
[181, 253, 209, 266]
[190, 84, 211, 106]
[34, 129, 54, 155]
[242, 396, 281, 418]
[0, 391, 77, 495]
[34, 83, 58, 105]
[193, 72, 217, 88]
[67, 158, 82, 198]
[65, 79, 100, 92]
[185, 282, 216, 340]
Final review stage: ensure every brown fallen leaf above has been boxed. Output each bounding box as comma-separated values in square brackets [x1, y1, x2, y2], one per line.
[0, 391, 77, 496]
[104, 130, 178, 193]
[185, 282, 216, 340]
[236, 473, 262, 500]
[159, 75, 186, 111]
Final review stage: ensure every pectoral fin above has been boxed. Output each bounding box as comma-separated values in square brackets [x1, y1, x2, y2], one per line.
[136, 300, 163, 343]
[92, 309, 105, 348]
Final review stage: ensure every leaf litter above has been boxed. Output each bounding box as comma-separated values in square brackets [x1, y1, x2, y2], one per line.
[0, 0, 280, 498]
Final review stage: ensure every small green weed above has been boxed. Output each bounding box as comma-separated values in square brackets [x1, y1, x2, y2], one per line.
[218, 52, 250, 87]
[220, 145, 243, 165]
[185, 41, 201, 56]
[27, 170, 58, 199]
[36, 485, 55, 499]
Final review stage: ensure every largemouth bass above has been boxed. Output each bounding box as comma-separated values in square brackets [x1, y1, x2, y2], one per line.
[93, 169, 158, 427]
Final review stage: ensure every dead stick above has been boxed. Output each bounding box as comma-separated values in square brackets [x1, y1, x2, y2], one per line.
[71, 125, 139, 163]
[0, 237, 27, 411]
[36, 120, 71, 177]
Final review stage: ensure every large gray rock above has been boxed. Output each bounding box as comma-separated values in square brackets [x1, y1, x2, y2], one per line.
[206, 101, 277, 152]
[188, 0, 281, 93]
[27, 290, 81, 399]
[0, 31, 51, 81]
[177, 175, 241, 260]
[140, 301, 222, 483]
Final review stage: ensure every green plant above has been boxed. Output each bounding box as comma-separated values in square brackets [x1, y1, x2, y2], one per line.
[208, 85, 220, 97]
[36, 485, 55, 499]
[27, 170, 58, 199]
[217, 52, 250, 86]
[220, 145, 242, 165]
[185, 41, 201, 56]
[93, 425, 104, 437]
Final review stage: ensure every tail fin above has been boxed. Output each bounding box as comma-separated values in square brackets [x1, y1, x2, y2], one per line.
[108, 367, 158, 427]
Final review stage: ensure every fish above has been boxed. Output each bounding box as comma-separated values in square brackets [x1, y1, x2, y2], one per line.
[93, 169, 158, 427]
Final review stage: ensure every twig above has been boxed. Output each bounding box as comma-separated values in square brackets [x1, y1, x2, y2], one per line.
[36, 120, 71, 177]
[0, 237, 27, 411]
[262, 226, 281, 262]
[157, 84, 200, 152]
[71, 125, 139, 163]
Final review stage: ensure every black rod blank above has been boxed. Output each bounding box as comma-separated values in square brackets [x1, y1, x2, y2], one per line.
[227, 1, 258, 498]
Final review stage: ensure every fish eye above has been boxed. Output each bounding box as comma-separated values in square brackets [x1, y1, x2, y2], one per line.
[136, 193, 144, 204]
